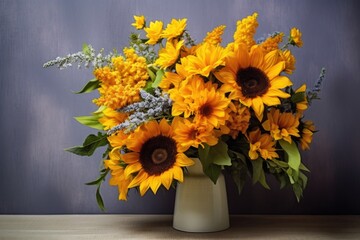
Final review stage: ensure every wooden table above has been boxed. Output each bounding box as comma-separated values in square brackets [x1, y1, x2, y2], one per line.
[0, 215, 359, 239]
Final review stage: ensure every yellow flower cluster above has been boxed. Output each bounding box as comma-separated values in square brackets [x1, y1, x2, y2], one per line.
[93, 48, 148, 110]
[233, 12, 258, 49]
[203, 25, 226, 45]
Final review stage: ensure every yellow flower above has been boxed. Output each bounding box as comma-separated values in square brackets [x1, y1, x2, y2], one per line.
[108, 130, 129, 149]
[145, 21, 163, 45]
[262, 108, 300, 143]
[294, 84, 308, 115]
[169, 75, 210, 118]
[104, 149, 132, 201]
[181, 43, 229, 77]
[247, 128, 279, 160]
[98, 107, 128, 130]
[280, 49, 296, 74]
[131, 15, 145, 29]
[226, 102, 251, 139]
[203, 25, 226, 45]
[155, 40, 184, 69]
[215, 44, 292, 121]
[299, 120, 315, 150]
[233, 12, 258, 49]
[290, 27, 303, 47]
[193, 83, 231, 129]
[158, 71, 184, 92]
[172, 117, 218, 148]
[169, 76, 230, 129]
[121, 119, 194, 196]
[93, 48, 148, 109]
[161, 18, 187, 40]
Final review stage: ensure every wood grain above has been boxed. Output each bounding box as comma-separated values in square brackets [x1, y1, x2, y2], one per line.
[0, 215, 359, 240]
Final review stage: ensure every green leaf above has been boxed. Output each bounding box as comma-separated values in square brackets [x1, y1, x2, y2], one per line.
[231, 163, 248, 194]
[210, 140, 232, 166]
[96, 186, 105, 211]
[198, 144, 210, 163]
[300, 163, 310, 172]
[292, 183, 303, 202]
[151, 69, 165, 88]
[198, 144, 221, 184]
[291, 91, 306, 103]
[74, 78, 100, 94]
[147, 68, 156, 81]
[251, 158, 270, 189]
[269, 159, 289, 168]
[203, 164, 222, 184]
[74, 115, 104, 130]
[65, 133, 108, 156]
[279, 140, 301, 173]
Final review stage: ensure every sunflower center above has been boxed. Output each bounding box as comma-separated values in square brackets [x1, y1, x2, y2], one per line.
[199, 103, 213, 117]
[151, 148, 168, 164]
[236, 67, 270, 98]
[140, 135, 177, 175]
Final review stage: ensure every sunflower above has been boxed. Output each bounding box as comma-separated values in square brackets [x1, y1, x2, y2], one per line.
[247, 128, 279, 160]
[299, 120, 315, 150]
[172, 117, 218, 148]
[104, 149, 132, 200]
[262, 108, 300, 143]
[121, 119, 194, 196]
[215, 44, 292, 121]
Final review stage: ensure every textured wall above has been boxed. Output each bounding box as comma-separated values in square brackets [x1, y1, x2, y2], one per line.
[1, 0, 359, 214]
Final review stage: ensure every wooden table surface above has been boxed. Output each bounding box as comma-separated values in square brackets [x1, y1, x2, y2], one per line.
[0, 215, 359, 239]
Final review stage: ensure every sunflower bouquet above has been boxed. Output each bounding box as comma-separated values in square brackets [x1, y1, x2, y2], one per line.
[44, 13, 324, 210]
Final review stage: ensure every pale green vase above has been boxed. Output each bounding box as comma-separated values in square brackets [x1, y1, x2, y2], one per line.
[173, 158, 230, 232]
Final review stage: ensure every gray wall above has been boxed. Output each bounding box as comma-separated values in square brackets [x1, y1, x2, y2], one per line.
[1, 0, 359, 214]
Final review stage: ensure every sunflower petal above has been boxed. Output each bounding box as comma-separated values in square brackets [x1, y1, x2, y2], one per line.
[124, 162, 142, 177]
[176, 153, 195, 167]
[159, 118, 172, 136]
[149, 176, 162, 194]
[128, 170, 148, 188]
[249, 46, 264, 68]
[251, 97, 264, 120]
[139, 177, 151, 196]
[270, 76, 293, 88]
[122, 152, 140, 164]
[266, 61, 285, 80]
[161, 170, 173, 190]
[173, 166, 184, 182]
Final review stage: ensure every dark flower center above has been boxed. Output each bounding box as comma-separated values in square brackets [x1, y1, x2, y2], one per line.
[199, 103, 213, 117]
[139, 135, 177, 175]
[236, 67, 270, 98]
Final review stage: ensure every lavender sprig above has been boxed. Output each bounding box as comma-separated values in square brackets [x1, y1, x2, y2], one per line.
[307, 68, 326, 105]
[43, 44, 115, 70]
[108, 89, 172, 135]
